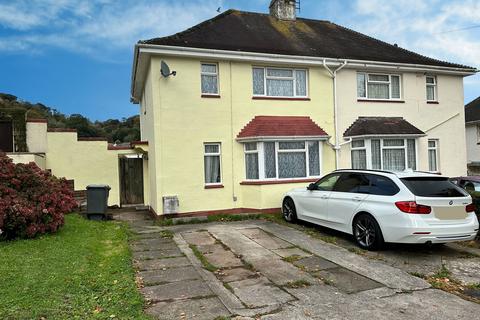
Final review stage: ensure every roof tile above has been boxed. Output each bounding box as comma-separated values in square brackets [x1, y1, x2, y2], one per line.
[237, 116, 328, 139]
[343, 117, 425, 137]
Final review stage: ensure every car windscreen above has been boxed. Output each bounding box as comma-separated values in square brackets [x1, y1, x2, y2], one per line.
[401, 177, 468, 198]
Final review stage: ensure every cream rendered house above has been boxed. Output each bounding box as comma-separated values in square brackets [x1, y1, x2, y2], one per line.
[465, 97, 480, 174]
[131, 0, 477, 216]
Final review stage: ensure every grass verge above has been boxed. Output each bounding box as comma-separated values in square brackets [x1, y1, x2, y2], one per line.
[0, 214, 151, 319]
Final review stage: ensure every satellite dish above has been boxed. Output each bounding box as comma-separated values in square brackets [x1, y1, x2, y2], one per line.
[161, 61, 176, 77]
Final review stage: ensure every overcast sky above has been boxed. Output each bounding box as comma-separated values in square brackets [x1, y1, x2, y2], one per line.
[0, 0, 478, 120]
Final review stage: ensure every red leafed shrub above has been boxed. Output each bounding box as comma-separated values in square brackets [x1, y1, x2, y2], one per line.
[0, 153, 77, 240]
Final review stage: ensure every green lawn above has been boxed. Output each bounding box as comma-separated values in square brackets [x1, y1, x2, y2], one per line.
[0, 214, 151, 320]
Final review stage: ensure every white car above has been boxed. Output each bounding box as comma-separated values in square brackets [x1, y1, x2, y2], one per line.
[282, 169, 479, 250]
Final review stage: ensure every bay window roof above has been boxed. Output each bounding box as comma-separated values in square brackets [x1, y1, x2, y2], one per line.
[344, 117, 425, 138]
[237, 116, 329, 141]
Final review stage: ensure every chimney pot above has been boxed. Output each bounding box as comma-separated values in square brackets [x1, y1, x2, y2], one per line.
[269, 0, 297, 21]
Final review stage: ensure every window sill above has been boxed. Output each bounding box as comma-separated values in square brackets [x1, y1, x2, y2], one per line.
[201, 94, 221, 98]
[427, 101, 439, 104]
[357, 99, 405, 103]
[240, 178, 318, 185]
[252, 97, 311, 101]
[205, 184, 224, 189]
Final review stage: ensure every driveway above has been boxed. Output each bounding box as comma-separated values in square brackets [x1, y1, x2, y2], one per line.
[116, 211, 480, 320]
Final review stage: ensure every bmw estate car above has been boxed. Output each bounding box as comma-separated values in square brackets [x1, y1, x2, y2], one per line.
[282, 170, 479, 250]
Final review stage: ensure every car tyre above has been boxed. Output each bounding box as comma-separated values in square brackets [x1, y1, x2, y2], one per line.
[282, 197, 297, 223]
[353, 213, 384, 250]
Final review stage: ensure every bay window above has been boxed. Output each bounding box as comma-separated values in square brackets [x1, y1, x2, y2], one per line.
[253, 67, 308, 98]
[351, 138, 416, 171]
[357, 73, 401, 100]
[244, 140, 321, 180]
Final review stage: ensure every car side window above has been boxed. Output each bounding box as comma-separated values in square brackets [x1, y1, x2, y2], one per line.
[333, 173, 369, 193]
[315, 173, 341, 191]
[366, 174, 400, 196]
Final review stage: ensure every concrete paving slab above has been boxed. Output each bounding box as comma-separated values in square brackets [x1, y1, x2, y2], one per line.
[249, 256, 317, 286]
[132, 248, 183, 260]
[141, 279, 213, 302]
[196, 243, 225, 254]
[217, 268, 258, 283]
[316, 267, 383, 294]
[204, 250, 244, 268]
[182, 231, 216, 246]
[293, 256, 338, 272]
[146, 297, 230, 320]
[229, 277, 294, 308]
[138, 266, 200, 285]
[135, 257, 191, 271]
[130, 239, 178, 252]
[446, 258, 480, 285]
[273, 247, 311, 258]
[240, 228, 293, 250]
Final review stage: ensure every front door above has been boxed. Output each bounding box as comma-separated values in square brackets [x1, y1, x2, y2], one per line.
[0, 120, 13, 152]
[119, 157, 144, 205]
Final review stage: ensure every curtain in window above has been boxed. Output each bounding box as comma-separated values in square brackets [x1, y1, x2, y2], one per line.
[427, 86, 435, 101]
[391, 76, 400, 99]
[371, 139, 381, 169]
[245, 153, 259, 179]
[357, 74, 366, 97]
[407, 139, 416, 170]
[368, 83, 389, 99]
[201, 64, 217, 73]
[351, 150, 367, 169]
[352, 140, 365, 148]
[205, 144, 219, 153]
[429, 149, 437, 172]
[264, 142, 276, 178]
[295, 70, 307, 96]
[308, 141, 320, 176]
[279, 141, 305, 149]
[267, 69, 293, 77]
[201, 75, 218, 94]
[383, 149, 405, 171]
[204, 156, 221, 183]
[278, 152, 306, 178]
[383, 139, 404, 146]
[267, 79, 294, 96]
[253, 68, 265, 95]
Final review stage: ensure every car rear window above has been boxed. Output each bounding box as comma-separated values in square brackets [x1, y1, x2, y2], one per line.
[401, 177, 468, 197]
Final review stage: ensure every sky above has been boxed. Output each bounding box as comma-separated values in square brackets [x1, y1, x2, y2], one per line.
[0, 0, 479, 121]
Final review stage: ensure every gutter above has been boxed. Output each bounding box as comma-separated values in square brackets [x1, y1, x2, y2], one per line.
[323, 59, 348, 169]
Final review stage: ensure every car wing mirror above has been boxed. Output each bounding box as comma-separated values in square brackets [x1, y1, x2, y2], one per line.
[307, 183, 317, 191]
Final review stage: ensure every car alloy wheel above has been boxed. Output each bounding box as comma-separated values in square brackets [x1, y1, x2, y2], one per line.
[353, 214, 383, 250]
[282, 198, 297, 222]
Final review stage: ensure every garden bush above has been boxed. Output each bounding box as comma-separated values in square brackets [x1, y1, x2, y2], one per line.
[0, 153, 77, 240]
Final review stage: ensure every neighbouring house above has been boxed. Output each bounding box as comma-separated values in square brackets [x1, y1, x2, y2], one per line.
[465, 96, 480, 174]
[0, 114, 148, 207]
[130, 0, 477, 216]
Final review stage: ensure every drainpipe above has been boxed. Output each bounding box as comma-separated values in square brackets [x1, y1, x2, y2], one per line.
[323, 59, 348, 169]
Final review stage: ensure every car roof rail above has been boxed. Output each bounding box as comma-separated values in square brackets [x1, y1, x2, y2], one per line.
[333, 169, 396, 175]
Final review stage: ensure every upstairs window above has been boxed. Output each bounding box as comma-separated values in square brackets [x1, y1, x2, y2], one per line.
[244, 140, 321, 180]
[201, 63, 219, 95]
[426, 76, 437, 101]
[253, 67, 308, 98]
[357, 73, 401, 100]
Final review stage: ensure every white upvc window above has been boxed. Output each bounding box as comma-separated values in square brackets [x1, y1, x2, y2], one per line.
[351, 138, 417, 172]
[426, 76, 437, 102]
[252, 67, 308, 98]
[201, 63, 219, 95]
[428, 139, 439, 172]
[204, 143, 222, 185]
[244, 140, 321, 180]
[357, 72, 401, 100]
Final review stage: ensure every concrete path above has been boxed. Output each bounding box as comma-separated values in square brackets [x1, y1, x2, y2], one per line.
[114, 211, 480, 319]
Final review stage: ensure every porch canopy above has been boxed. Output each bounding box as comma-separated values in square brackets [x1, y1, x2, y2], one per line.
[343, 117, 425, 138]
[237, 115, 329, 141]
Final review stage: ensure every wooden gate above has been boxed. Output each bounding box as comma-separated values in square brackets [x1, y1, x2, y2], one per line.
[0, 120, 13, 152]
[119, 157, 144, 205]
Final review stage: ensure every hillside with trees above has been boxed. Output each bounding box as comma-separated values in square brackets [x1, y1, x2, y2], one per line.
[0, 93, 140, 143]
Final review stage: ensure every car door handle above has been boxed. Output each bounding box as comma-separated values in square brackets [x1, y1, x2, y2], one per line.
[352, 196, 362, 202]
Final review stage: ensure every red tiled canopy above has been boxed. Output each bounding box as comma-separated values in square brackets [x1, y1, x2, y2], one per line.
[237, 116, 329, 140]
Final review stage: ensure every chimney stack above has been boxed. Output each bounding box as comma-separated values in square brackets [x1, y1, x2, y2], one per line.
[269, 0, 297, 21]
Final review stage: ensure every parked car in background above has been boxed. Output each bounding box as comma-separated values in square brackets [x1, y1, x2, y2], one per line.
[282, 170, 479, 250]
[450, 176, 480, 193]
